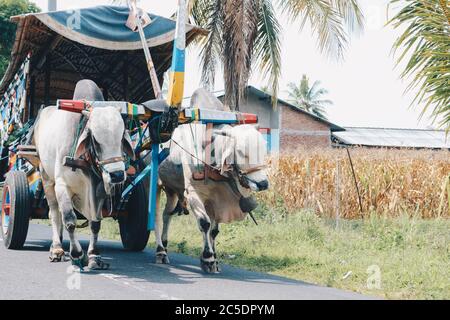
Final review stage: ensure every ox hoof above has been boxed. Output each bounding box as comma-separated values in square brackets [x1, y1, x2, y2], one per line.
[49, 247, 66, 263]
[87, 255, 110, 271]
[70, 251, 89, 271]
[200, 259, 221, 274]
[156, 253, 170, 265]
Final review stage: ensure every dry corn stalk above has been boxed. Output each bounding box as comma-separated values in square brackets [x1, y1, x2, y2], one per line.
[258, 148, 450, 219]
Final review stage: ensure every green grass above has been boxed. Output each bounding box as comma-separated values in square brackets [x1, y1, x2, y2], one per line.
[167, 213, 449, 300]
[39, 204, 449, 300]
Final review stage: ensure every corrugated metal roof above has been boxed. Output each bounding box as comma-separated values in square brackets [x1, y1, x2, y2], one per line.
[333, 127, 450, 149]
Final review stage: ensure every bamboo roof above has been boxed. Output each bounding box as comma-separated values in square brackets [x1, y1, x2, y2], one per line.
[0, 6, 205, 105]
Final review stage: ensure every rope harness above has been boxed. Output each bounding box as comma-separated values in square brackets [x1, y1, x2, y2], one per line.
[170, 138, 225, 178]
[69, 114, 88, 159]
[170, 130, 267, 189]
[171, 134, 263, 225]
[67, 113, 127, 179]
[87, 133, 126, 179]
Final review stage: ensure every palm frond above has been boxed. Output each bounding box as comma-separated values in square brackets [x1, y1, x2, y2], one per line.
[310, 104, 328, 119]
[331, 0, 365, 33]
[390, 0, 450, 132]
[308, 80, 322, 98]
[314, 99, 333, 105]
[277, 0, 348, 59]
[311, 88, 330, 100]
[189, 0, 212, 27]
[199, 0, 223, 90]
[255, 0, 282, 107]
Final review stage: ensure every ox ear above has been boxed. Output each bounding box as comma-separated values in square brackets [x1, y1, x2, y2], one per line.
[123, 130, 135, 161]
[75, 129, 91, 159]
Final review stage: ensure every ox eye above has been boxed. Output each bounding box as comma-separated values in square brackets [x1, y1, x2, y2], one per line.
[92, 137, 102, 153]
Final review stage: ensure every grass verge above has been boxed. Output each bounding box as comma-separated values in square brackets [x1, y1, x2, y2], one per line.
[64, 205, 450, 300]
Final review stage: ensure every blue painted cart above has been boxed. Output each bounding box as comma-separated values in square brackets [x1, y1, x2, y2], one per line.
[0, 2, 258, 251]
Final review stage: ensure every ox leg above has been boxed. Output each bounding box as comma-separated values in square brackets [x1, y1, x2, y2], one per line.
[210, 222, 220, 272]
[43, 176, 65, 262]
[186, 190, 219, 274]
[87, 221, 109, 270]
[202, 220, 220, 272]
[155, 189, 177, 265]
[55, 180, 87, 269]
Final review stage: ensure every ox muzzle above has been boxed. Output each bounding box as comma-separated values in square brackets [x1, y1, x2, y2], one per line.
[235, 165, 269, 192]
[96, 157, 127, 184]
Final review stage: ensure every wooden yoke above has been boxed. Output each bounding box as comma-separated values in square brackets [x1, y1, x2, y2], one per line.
[146, 0, 188, 231]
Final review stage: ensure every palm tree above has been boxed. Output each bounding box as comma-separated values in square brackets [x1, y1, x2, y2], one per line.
[113, 1, 364, 110]
[192, 0, 363, 110]
[389, 0, 450, 132]
[286, 75, 332, 119]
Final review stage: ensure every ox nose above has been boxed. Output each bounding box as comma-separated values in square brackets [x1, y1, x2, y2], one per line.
[256, 180, 269, 191]
[110, 171, 125, 184]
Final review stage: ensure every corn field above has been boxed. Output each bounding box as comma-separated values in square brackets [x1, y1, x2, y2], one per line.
[258, 148, 450, 219]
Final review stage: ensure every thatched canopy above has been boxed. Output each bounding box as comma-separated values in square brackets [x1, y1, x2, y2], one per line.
[0, 5, 205, 115]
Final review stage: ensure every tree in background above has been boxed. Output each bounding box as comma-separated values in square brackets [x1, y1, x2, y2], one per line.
[0, 0, 40, 79]
[287, 74, 333, 120]
[389, 0, 450, 132]
[114, 0, 364, 110]
[190, 0, 363, 110]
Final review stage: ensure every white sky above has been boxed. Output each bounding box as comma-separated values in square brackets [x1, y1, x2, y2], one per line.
[32, 0, 435, 129]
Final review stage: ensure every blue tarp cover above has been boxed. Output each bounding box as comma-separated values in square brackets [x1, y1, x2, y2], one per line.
[30, 5, 194, 50]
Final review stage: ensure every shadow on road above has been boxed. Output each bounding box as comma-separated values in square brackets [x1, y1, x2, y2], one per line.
[1, 224, 371, 300]
[21, 236, 310, 288]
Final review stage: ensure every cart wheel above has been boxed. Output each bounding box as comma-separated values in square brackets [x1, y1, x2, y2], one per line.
[1, 171, 31, 249]
[119, 182, 150, 251]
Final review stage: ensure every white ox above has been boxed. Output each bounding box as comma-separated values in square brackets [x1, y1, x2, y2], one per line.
[155, 89, 269, 273]
[33, 80, 134, 270]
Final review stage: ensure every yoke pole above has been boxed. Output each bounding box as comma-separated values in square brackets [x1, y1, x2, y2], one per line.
[147, 143, 159, 231]
[128, 0, 162, 99]
[166, 0, 187, 109]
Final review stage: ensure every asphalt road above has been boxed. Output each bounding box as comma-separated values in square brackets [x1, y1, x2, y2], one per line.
[0, 223, 373, 300]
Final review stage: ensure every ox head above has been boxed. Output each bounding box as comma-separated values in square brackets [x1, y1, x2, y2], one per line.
[75, 107, 134, 195]
[216, 125, 269, 196]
